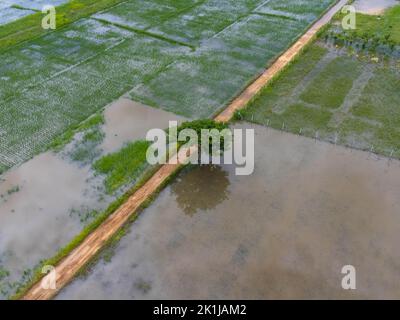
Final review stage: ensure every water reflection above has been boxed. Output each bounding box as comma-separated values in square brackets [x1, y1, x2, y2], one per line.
[57, 124, 400, 300]
[171, 165, 230, 216]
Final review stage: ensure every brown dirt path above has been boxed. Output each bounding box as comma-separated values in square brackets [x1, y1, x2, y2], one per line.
[22, 0, 347, 300]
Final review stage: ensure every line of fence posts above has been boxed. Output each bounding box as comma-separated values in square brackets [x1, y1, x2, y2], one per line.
[257, 116, 398, 163]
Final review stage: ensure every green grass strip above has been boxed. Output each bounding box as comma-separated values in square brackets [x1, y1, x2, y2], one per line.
[93, 140, 151, 194]
[10, 162, 165, 300]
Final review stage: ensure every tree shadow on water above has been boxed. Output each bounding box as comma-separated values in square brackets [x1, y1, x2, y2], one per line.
[171, 165, 231, 216]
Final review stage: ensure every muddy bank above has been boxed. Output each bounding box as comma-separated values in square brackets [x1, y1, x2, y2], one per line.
[353, 0, 399, 15]
[0, 100, 182, 299]
[58, 123, 400, 299]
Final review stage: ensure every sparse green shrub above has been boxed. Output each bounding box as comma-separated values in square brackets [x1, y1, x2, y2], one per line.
[93, 140, 150, 194]
[7, 186, 20, 195]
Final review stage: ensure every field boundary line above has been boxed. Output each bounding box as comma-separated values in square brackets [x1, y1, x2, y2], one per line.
[209, 0, 272, 41]
[92, 17, 195, 49]
[21, 0, 347, 300]
[272, 49, 337, 114]
[328, 66, 376, 128]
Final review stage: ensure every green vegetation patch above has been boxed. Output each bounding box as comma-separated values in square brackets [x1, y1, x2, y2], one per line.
[300, 56, 363, 109]
[29, 18, 134, 64]
[0, 48, 69, 102]
[338, 118, 400, 158]
[130, 13, 314, 118]
[348, 5, 400, 44]
[77, 31, 190, 88]
[93, 0, 202, 32]
[0, 17, 188, 173]
[255, 0, 335, 22]
[240, 44, 328, 113]
[93, 140, 150, 194]
[326, 4, 400, 51]
[351, 68, 400, 126]
[10, 161, 181, 300]
[147, 0, 266, 45]
[50, 112, 104, 150]
[247, 103, 333, 134]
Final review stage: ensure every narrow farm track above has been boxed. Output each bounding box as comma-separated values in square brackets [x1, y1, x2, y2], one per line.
[22, 0, 348, 300]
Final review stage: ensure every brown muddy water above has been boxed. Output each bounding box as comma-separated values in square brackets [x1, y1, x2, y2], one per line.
[101, 99, 186, 154]
[0, 100, 183, 298]
[57, 123, 400, 300]
[353, 0, 399, 15]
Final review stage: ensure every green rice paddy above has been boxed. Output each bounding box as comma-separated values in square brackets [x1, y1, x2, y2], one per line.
[0, 0, 336, 174]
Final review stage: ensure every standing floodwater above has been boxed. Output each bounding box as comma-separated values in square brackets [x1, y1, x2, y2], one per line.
[58, 123, 400, 299]
[0, 100, 183, 299]
[353, 0, 399, 15]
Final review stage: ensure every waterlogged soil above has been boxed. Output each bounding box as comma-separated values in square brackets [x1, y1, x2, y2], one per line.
[58, 123, 400, 300]
[353, 0, 399, 15]
[0, 100, 182, 299]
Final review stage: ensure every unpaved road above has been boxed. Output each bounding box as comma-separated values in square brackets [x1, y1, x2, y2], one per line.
[22, 0, 348, 300]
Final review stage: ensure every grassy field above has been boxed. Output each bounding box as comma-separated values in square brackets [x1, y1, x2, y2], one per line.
[346, 4, 400, 44]
[0, 0, 336, 175]
[239, 41, 400, 158]
[129, 0, 336, 117]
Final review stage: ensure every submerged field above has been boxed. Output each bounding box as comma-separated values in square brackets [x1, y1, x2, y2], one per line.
[0, 0, 336, 174]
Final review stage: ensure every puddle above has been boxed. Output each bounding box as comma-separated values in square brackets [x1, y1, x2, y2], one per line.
[353, 0, 399, 15]
[57, 123, 400, 299]
[0, 99, 182, 298]
[101, 98, 186, 154]
[0, 152, 104, 290]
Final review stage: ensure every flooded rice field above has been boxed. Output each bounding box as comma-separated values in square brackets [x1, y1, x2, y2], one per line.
[1, 0, 336, 173]
[58, 123, 400, 300]
[353, 0, 399, 15]
[0, 99, 182, 298]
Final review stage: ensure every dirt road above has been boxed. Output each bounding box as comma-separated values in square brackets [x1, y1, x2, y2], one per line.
[22, 0, 348, 300]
